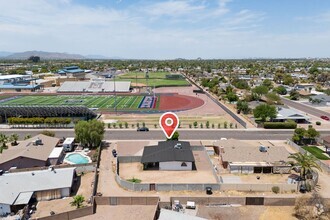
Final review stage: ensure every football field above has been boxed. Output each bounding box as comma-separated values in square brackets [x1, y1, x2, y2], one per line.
[0, 95, 156, 110]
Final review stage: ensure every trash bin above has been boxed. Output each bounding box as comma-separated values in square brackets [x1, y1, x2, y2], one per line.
[206, 187, 212, 195]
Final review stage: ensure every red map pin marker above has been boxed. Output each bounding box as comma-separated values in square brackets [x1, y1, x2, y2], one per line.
[159, 112, 179, 139]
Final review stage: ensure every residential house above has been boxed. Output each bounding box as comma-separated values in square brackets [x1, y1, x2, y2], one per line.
[0, 134, 61, 171]
[0, 167, 76, 216]
[309, 94, 330, 106]
[273, 107, 310, 123]
[214, 139, 291, 174]
[295, 83, 315, 92]
[141, 141, 196, 171]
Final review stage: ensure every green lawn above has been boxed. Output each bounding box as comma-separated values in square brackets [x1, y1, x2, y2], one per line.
[302, 146, 330, 160]
[116, 72, 190, 87]
[0, 95, 156, 110]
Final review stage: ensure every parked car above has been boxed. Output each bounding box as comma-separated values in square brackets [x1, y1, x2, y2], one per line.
[112, 149, 117, 157]
[321, 115, 330, 121]
[137, 127, 149, 132]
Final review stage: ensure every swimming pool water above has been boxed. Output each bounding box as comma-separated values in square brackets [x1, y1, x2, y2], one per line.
[65, 153, 89, 164]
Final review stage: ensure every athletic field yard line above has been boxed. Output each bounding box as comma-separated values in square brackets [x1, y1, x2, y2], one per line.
[97, 96, 110, 108]
[113, 96, 126, 108]
[121, 96, 134, 109]
[130, 96, 142, 109]
[86, 96, 104, 107]
[128, 96, 139, 108]
[98, 96, 112, 109]
[90, 96, 107, 108]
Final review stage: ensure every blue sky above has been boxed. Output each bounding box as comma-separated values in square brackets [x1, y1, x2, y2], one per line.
[0, 0, 329, 59]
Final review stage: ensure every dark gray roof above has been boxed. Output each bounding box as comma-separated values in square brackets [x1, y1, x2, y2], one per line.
[141, 141, 195, 163]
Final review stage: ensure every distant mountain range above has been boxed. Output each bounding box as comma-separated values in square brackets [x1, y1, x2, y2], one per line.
[0, 50, 122, 60]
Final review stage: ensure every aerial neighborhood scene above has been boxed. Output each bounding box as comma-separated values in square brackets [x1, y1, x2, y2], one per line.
[0, 0, 330, 220]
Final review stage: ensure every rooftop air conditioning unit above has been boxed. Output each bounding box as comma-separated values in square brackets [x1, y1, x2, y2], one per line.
[174, 143, 182, 149]
[259, 145, 267, 152]
[33, 138, 43, 146]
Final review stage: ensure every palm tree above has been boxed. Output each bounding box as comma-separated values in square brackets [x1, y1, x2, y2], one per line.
[0, 134, 8, 149]
[9, 134, 19, 146]
[288, 152, 322, 180]
[70, 195, 85, 209]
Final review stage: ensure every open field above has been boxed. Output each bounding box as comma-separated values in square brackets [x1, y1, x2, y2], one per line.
[0, 95, 148, 110]
[116, 71, 190, 87]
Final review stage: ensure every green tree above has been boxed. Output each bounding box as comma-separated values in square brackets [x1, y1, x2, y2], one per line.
[262, 79, 273, 89]
[9, 134, 19, 146]
[283, 74, 294, 85]
[274, 86, 287, 95]
[265, 92, 281, 104]
[252, 85, 269, 100]
[290, 90, 300, 100]
[75, 119, 105, 148]
[70, 195, 85, 209]
[292, 127, 306, 145]
[193, 121, 198, 128]
[167, 131, 179, 141]
[226, 92, 238, 103]
[0, 134, 9, 150]
[288, 152, 321, 180]
[305, 126, 320, 144]
[253, 104, 277, 122]
[236, 100, 250, 114]
[206, 121, 210, 128]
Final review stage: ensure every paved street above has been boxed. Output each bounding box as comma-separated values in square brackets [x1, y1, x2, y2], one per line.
[281, 97, 330, 118]
[1, 129, 330, 140]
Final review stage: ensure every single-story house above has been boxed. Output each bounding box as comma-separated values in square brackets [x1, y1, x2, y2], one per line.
[141, 141, 196, 171]
[214, 139, 291, 174]
[309, 94, 330, 106]
[272, 107, 310, 123]
[0, 167, 76, 216]
[0, 134, 60, 171]
[294, 83, 315, 92]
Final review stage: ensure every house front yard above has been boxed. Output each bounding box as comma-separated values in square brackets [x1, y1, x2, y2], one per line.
[302, 146, 330, 160]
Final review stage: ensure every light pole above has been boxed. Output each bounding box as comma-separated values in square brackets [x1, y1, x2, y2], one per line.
[114, 75, 117, 115]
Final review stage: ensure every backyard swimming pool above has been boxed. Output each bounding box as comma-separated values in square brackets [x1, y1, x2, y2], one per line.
[64, 152, 92, 164]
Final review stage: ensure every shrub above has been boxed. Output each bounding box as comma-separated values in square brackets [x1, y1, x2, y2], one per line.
[112, 123, 117, 128]
[108, 123, 111, 128]
[218, 123, 221, 129]
[154, 124, 157, 128]
[142, 122, 146, 127]
[124, 122, 128, 128]
[131, 124, 135, 128]
[119, 123, 123, 129]
[212, 124, 215, 128]
[235, 123, 238, 129]
[224, 121, 228, 129]
[263, 121, 297, 129]
[189, 124, 192, 128]
[272, 186, 280, 194]
[127, 177, 141, 183]
[316, 121, 321, 126]
[136, 122, 139, 128]
[200, 123, 203, 128]
[206, 121, 210, 128]
[229, 122, 233, 128]
[193, 121, 198, 128]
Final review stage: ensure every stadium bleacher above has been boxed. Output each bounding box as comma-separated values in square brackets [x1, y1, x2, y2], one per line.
[57, 81, 131, 93]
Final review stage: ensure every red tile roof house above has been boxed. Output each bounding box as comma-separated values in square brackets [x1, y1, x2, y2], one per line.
[0, 134, 63, 171]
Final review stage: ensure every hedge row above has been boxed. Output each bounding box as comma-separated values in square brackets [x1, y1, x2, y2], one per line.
[263, 121, 297, 129]
[8, 117, 71, 125]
